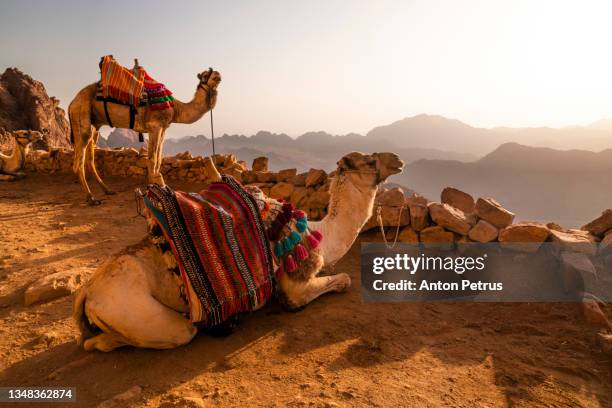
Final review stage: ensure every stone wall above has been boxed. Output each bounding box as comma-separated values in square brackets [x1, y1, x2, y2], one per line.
[25, 148, 612, 250]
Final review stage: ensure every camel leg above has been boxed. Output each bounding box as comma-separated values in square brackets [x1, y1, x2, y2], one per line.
[279, 273, 352, 310]
[154, 128, 166, 176]
[147, 127, 165, 185]
[69, 98, 100, 205]
[87, 129, 115, 195]
[72, 128, 99, 205]
[84, 295, 196, 351]
[83, 255, 197, 351]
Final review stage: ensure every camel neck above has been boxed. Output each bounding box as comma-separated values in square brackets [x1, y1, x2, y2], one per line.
[173, 86, 216, 124]
[311, 175, 378, 266]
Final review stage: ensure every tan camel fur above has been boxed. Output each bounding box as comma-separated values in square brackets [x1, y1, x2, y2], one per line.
[68, 69, 221, 204]
[0, 130, 43, 181]
[73, 152, 403, 351]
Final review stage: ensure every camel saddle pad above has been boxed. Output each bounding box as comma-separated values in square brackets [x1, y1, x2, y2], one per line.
[98, 55, 175, 110]
[143, 176, 274, 325]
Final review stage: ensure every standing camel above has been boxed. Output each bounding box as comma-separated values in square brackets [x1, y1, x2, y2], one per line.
[68, 69, 221, 204]
[73, 152, 403, 351]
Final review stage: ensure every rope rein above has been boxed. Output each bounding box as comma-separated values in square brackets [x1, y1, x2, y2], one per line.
[377, 204, 404, 249]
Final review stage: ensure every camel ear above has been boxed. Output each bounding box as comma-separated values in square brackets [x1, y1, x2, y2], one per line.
[197, 73, 202, 80]
[337, 156, 354, 170]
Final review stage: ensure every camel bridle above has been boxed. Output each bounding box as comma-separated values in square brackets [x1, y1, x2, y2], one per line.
[198, 67, 218, 156]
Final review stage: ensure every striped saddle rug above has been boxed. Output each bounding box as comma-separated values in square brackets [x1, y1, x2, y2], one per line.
[143, 176, 275, 325]
[97, 55, 175, 110]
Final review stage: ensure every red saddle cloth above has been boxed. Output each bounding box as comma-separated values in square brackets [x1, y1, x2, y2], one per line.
[99, 55, 175, 110]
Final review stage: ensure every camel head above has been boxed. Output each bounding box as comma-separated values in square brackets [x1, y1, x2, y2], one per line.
[197, 69, 222, 90]
[13, 130, 44, 148]
[336, 151, 404, 187]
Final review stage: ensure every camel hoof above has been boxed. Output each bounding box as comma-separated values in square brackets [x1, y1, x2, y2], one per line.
[87, 197, 102, 206]
[334, 273, 352, 292]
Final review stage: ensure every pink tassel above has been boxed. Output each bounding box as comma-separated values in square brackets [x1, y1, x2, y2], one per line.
[306, 233, 320, 249]
[285, 255, 297, 273]
[295, 243, 309, 261]
[293, 209, 306, 219]
[311, 230, 323, 242]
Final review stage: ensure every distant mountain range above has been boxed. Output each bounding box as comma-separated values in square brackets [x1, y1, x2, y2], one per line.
[400, 143, 612, 227]
[100, 114, 611, 172]
[99, 115, 611, 226]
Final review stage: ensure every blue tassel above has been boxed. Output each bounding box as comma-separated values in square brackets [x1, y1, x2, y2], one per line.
[283, 238, 294, 253]
[289, 231, 302, 245]
[274, 242, 284, 257]
[296, 219, 308, 233]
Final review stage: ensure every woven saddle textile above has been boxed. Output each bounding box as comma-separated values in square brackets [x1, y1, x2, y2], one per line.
[98, 55, 175, 110]
[143, 176, 274, 325]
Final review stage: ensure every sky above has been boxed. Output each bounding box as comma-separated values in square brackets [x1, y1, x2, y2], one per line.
[1, 0, 612, 138]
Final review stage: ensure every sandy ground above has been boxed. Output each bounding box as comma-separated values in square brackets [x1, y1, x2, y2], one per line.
[0, 174, 610, 408]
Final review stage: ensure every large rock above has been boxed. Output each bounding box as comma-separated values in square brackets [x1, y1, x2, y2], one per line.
[24, 268, 92, 306]
[305, 169, 327, 187]
[428, 202, 471, 235]
[474, 198, 515, 228]
[307, 191, 331, 209]
[288, 172, 307, 187]
[498, 222, 550, 252]
[269, 182, 294, 200]
[408, 203, 429, 231]
[550, 229, 597, 256]
[376, 188, 405, 207]
[252, 156, 269, 172]
[277, 168, 297, 182]
[290, 187, 309, 207]
[0, 68, 70, 150]
[419, 226, 454, 245]
[468, 220, 499, 243]
[398, 226, 419, 243]
[441, 187, 475, 214]
[581, 209, 612, 237]
[362, 205, 410, 231]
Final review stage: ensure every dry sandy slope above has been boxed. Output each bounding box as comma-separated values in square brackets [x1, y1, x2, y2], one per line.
[0, 174, 610, 407]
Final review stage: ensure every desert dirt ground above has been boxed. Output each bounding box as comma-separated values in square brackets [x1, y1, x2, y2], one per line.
[0, 173, 610, 407]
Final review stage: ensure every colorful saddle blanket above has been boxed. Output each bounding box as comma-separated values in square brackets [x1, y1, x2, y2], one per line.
[98, 55, 175, 110]
[143, 176, 274, 325]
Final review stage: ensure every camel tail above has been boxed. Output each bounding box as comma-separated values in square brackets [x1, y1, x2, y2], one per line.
[73, 286, 98, 345]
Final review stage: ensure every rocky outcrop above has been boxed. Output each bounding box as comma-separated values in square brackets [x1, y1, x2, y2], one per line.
[0, 68, 70, 150]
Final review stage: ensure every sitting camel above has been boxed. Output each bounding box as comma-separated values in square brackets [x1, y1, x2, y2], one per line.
[0, 130, 43, 181]
[68, 68, 221, 205]
[73, 151, 403, 351]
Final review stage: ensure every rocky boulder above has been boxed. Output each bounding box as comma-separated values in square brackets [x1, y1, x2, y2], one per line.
[428, 202, 471, 235]
[305, 168, 327, 187]
[252, 156, 269, 172]
[419, 226, 454, 245]
[498, 222, 550, 252]
[550, 229, 598, 256]
[441, 187, 475, 214]
[468, 220, 499, 243]
[475, 197, 515, 228]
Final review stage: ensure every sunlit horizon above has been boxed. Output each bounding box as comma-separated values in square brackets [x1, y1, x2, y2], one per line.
[2, 0, 612, 138]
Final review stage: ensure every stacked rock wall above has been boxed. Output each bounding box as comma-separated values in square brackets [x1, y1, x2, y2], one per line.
[24, 148, 612, 260]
